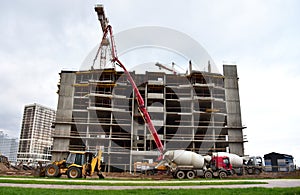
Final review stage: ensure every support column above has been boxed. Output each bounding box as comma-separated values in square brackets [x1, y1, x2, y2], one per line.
[52, 71, 76, 161]
[223, 65, 245, 156]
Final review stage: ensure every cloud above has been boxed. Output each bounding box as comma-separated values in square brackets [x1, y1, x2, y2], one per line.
[0, 0, 299, 163]
[0, 1, 100, 134]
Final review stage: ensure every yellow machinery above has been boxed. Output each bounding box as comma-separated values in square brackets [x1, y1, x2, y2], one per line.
[45, 150, 104, 179]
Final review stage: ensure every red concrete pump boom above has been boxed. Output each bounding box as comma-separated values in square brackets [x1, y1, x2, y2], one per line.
[94, 5, 164, 155]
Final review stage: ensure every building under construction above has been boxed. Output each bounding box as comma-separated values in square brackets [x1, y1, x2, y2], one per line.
[52, 64, 245, 172]
[51, 5, 245, 172]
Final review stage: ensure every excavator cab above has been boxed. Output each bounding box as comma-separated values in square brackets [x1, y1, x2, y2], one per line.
[65, 151, 93, 166]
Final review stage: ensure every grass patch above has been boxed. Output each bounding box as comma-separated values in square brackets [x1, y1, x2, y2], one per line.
[1, 187, 300, 195]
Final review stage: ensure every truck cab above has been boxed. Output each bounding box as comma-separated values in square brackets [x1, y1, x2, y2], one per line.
[244, 156, 264, 175]
[210, 156, 233, 177]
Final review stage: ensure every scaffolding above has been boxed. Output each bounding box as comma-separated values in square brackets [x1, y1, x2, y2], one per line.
[52, 66, 246, 172]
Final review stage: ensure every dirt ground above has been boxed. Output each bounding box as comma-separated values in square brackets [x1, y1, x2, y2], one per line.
[1, 162, 300, 180]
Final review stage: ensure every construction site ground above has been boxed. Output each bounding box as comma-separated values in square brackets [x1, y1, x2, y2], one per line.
[1, 161, 300, 180]
[1, 162, 300, 190]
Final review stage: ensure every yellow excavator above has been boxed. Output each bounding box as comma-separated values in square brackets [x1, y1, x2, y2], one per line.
[44, 150, 104, 179]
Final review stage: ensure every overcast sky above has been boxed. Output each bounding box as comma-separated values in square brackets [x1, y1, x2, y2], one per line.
[1, 0, 299, 163]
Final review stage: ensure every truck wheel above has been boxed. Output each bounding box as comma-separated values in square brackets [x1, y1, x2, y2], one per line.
[219, 171, 227, 179]
[204, 171, 213, 179]
[176, 171, 185, 179]
[246, 168, 252, 175]
[236, 168, 243, 176]
[67, 167, 82, 178]
[254, 168, 261, 175]
[186, 171, 195, 179]
[45, 164, 59, 177]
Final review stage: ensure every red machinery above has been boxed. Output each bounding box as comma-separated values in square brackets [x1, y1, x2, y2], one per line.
[93, 6, 248, 179]
[94, 5, 164, 155]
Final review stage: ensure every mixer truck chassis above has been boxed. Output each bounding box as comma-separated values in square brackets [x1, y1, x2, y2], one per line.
[172, 166, 232, 179]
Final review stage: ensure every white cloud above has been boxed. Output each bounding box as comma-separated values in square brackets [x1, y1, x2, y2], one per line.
[0, 0, 299, 163]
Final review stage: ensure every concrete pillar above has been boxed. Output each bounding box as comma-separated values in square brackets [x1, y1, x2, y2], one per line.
[223, 65, 245, 156]
[52, 71, 76, 161]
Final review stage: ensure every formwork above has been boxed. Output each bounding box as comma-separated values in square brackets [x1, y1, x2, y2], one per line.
[52, 65, 245, 172]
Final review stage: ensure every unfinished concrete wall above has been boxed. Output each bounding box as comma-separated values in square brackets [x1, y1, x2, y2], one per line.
[52, 71, 76, 161]
[51, 66, 245, 171]
[223, 65, 245, 156]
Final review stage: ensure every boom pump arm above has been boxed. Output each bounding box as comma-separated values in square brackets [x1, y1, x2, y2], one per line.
[95, 5, 164, 155]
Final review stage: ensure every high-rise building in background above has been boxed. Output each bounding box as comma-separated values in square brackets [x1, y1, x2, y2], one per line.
[0, 130, 18, 162]
[17, 103, 56, 163]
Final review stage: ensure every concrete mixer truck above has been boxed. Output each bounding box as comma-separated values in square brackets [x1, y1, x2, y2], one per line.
[208, 152, 244, 177]
[208, 153, 264, 176]
[94, 5, 260, 180]
[159, 150, 244, 179]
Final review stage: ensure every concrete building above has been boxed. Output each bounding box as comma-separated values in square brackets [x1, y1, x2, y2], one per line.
[17, 103, 56, 163]
[0, 130, 18, 162]
[52, 64, 245, 172]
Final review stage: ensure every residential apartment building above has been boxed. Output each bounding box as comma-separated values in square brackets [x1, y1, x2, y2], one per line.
[0, 130, 18, 162]
[17, 103, 56, 163]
